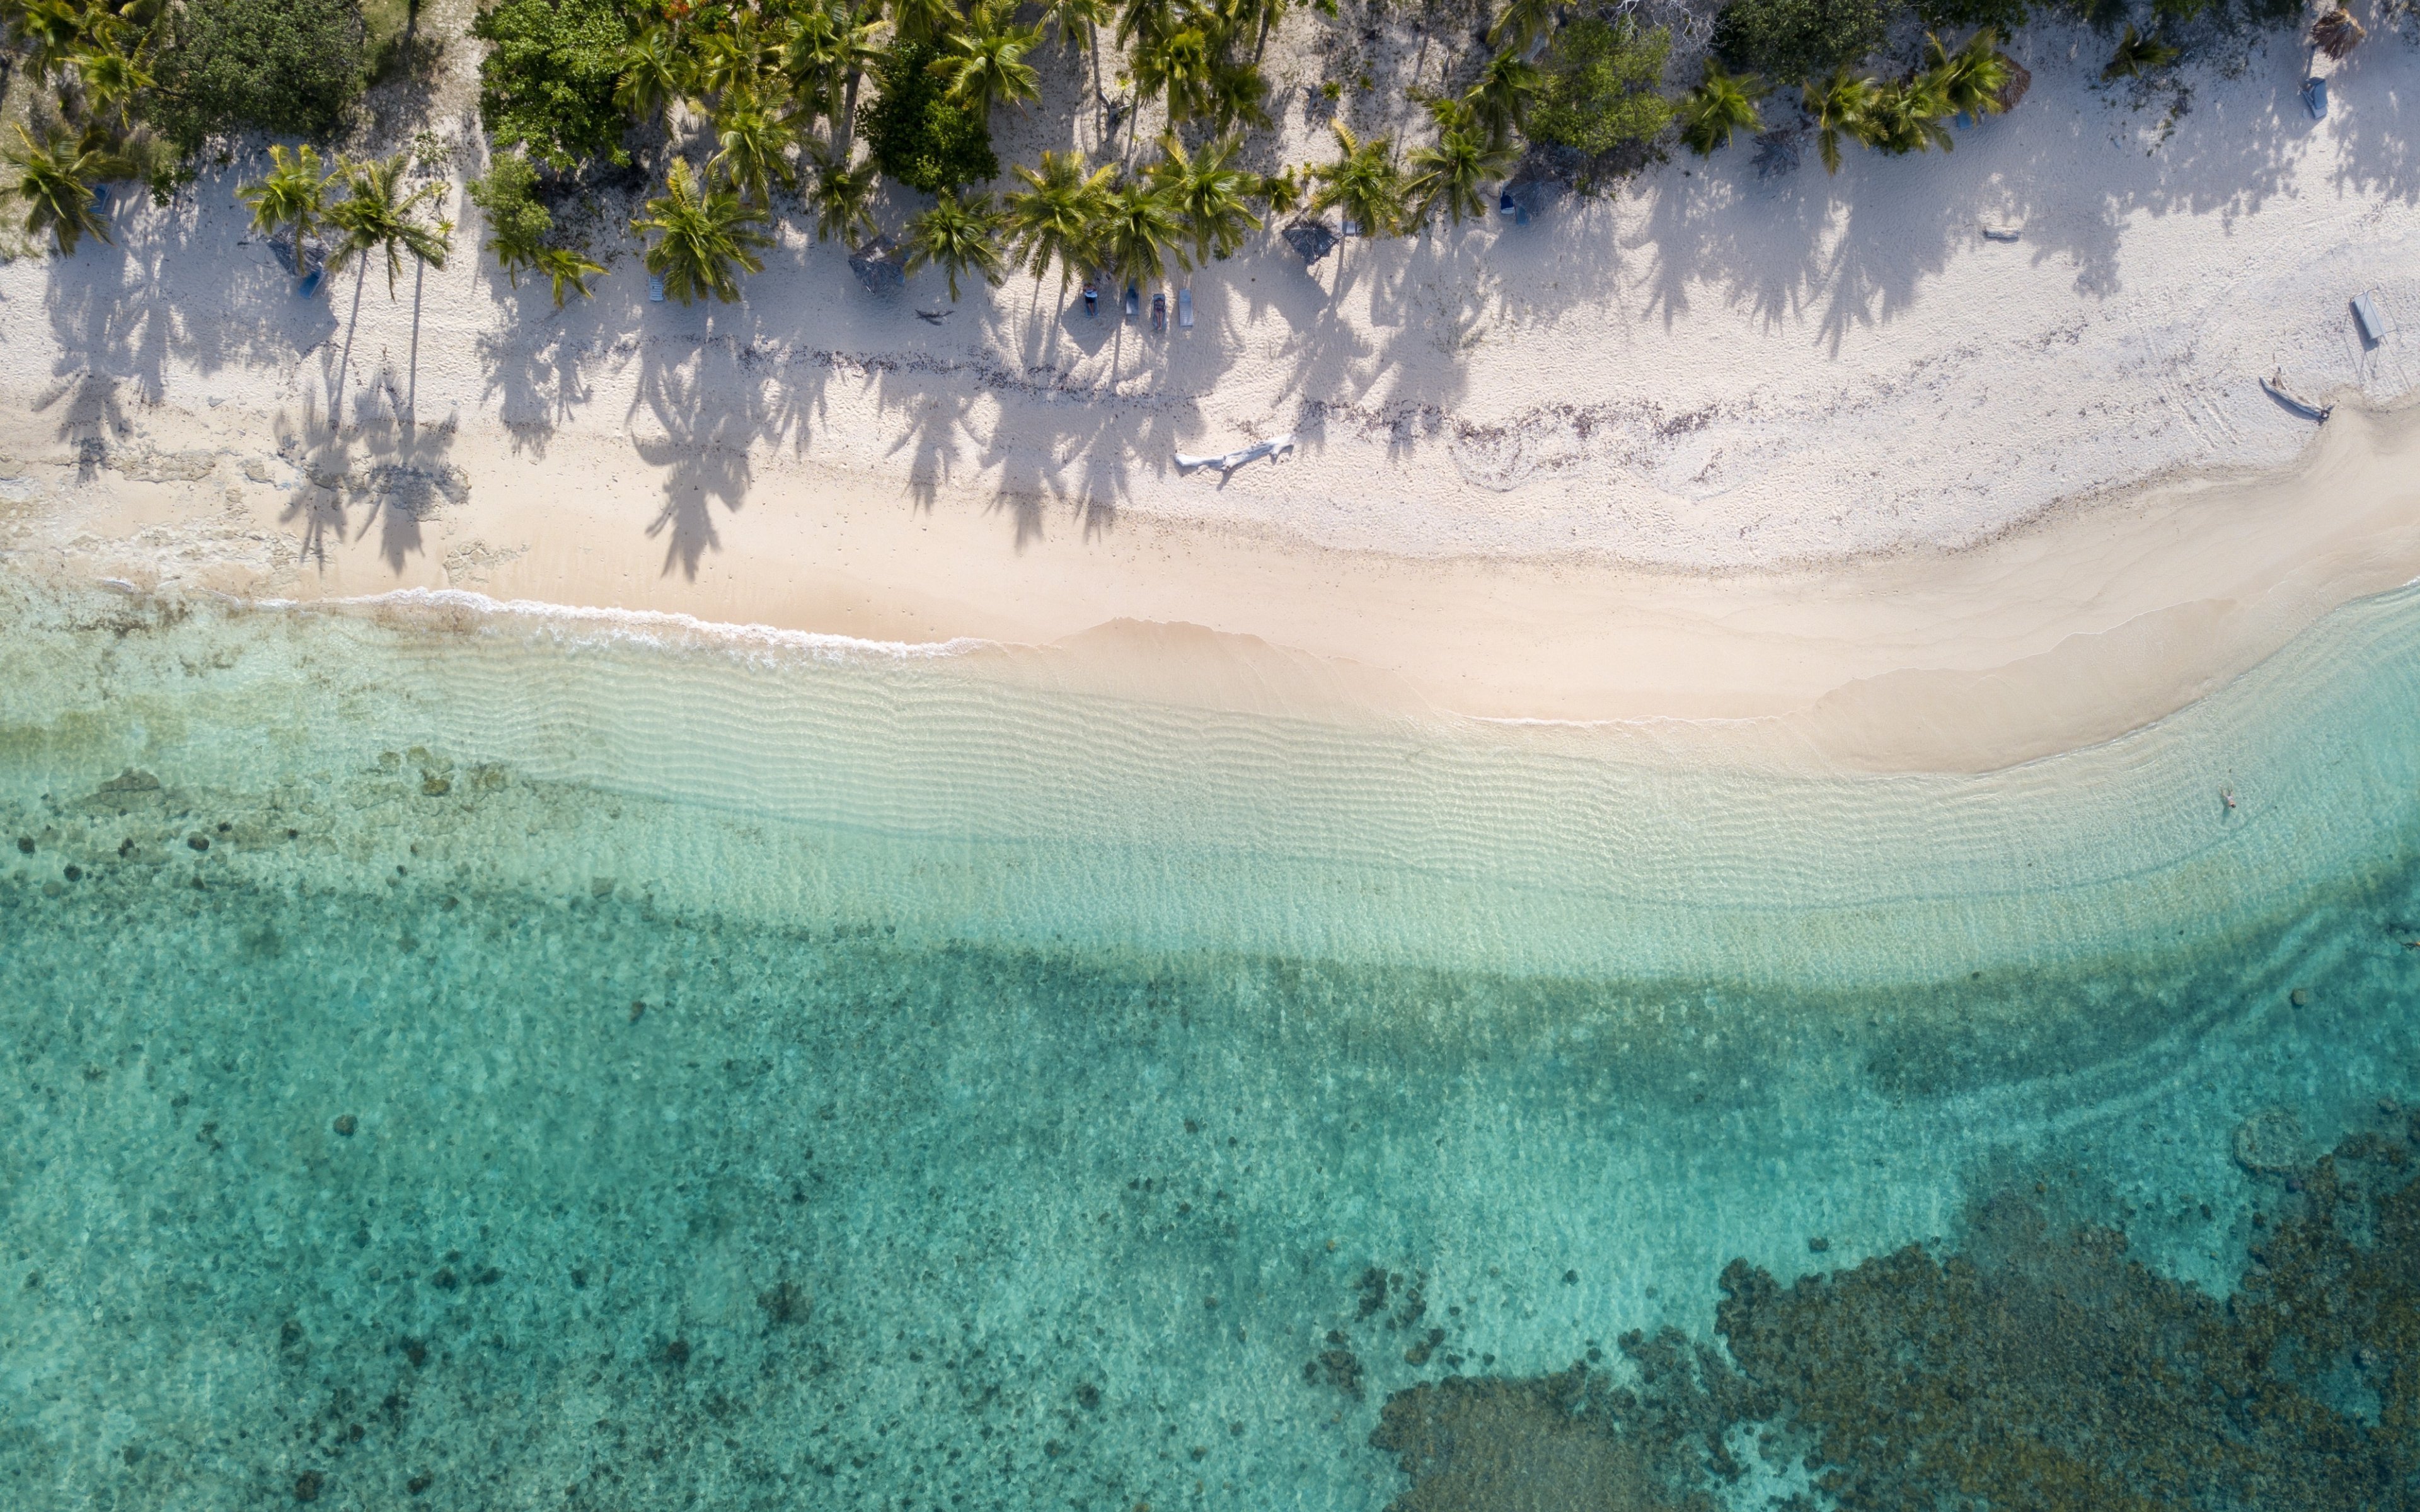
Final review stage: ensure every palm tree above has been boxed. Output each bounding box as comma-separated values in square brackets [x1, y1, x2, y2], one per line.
[2102, 25, 2177, 81]
[73, 35, 156, 118]
[1487, 0, 1553, 55]
[1678, 59, 1765, 156]
[904, 187, 1005, 301]
[1259, 164, 1305, 219]
[1004, 147, 1115, 289]
[616, 23, 694, 123]
[1863, 72, 1955, 154]
[533, 245, 609, 307]
[326, 152, 454, 296]
[1802, 66, 1877, 175]
[708, 89, 798, 205]
[890, 0, 960, 45]
[1131, 18, 1223, 126]
[1093, 175, 1186, 289]
[804, 139, 882, 244]
[11, 0, 89, 80]
[1927, 29, 2012, 118]
[1465, 50, 1545, 144]
[631, 159, 773, 304]
[1148, 133, 1261, 263]
[4, 123, 127, 255]
[938, 1, 1044, 117]
[693, 11, 773, 105]
[1036, 0, 1111, 107]
[1407, 124, 1518, 228]
[239, 142, 333, 276]
[1204, 57, 1271, 132]
[1308, 120, 1403, 241]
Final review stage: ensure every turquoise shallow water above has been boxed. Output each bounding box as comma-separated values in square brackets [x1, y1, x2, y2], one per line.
[3, 573, 2418, 1509]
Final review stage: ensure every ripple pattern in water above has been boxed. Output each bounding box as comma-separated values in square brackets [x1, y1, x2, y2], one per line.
[1, 575, 2417, 1509]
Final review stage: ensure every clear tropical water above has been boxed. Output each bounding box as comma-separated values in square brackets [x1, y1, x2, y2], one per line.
[2, 572, 2416, 1510]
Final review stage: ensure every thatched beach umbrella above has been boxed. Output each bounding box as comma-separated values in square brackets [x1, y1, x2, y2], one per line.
[1995, 55, 2032, 113]
[2310, 4, 2367, 59]
[1281, 219, 1339, 265]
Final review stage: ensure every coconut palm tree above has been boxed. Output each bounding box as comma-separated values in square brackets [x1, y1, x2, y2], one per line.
[694, 10, 775, 105]
[2101, 25, 2177, 82]
[72, 33, 156, 118]
[1863, 71, 1955, 154]
[1307, 120, 1403, 242]
[4, 123, 127, 255]
[890, 0, 960, 45]
[1004, 147, 1115, 289]
[1465, 50, 1545, 144]
[1148, 132, 1261, 264]
[804, 139, 882, 244]
[708, 89, 798, 204]
[631, 158, 773, 304]
[532, 246, 609, 307]
[1926, 29, 2012, 118]
[617, 23, 695, 124]
[1678, 59, 1765, 156]
[10, 0, 90, 81]
[1093, 175, 1187, 289]
[904, 188, 1005, 301]
[1131, 17, 1223, 125]
[1487, 0, 1553, 55]
[239, 142, 335, 276]
[326, 151, 454, 296]
[1204, 57, 1271, 132]
[938, 1, 1043, 117]
[1802, 66, 1877, 175]
[1407, 122, 1519, 228]
[1259, 164, 1305, 219]
[781, 1, 882, 135]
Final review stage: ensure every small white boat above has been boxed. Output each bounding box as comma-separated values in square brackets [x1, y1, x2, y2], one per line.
[2261, 370, 2331, 422]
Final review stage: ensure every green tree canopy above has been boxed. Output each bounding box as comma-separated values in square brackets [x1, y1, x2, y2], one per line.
[859, 38, 999, 193]
[471, 0, 642, 172]
[1526, 18, 1673, 158]
[631, 158, 773, 304]
[151, 0, 366, 151]
[1710, 0, 1887, 89]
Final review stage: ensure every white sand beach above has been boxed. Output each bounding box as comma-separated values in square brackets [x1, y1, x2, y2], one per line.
[2, 17, 2415, 768]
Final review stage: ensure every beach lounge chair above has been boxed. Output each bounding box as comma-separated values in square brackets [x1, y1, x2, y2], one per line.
[648, 273, 666, 303]
[1124, 283, 1139, 320]
[297, 268, 323, 299]
[1980, 224, 2022, 242]
[2301, 77, 2327, 120]
[1177, 289, 1193, 329]
[1498, 186, 1528, 226]
[1151, 291, 1167, 332]
[2351, 292, 2386, 346]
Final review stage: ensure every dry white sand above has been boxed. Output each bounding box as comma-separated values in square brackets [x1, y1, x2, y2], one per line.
[1, 22, 2415, 770]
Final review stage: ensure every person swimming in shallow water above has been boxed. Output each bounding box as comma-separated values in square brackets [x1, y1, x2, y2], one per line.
[2222, 786, 2237, 811]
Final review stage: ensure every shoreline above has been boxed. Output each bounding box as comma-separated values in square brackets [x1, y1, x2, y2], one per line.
[8, 388, 2419, 772]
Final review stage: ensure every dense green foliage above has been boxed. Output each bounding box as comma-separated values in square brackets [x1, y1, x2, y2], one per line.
[1710, 0, 1889, 86]
[1526, 18, 1674, 158]
[152, 0, 366, 149]
[1912, 0, 2032, 38]
[470, 0, 641, 171]
[858, 39, 998, 193]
